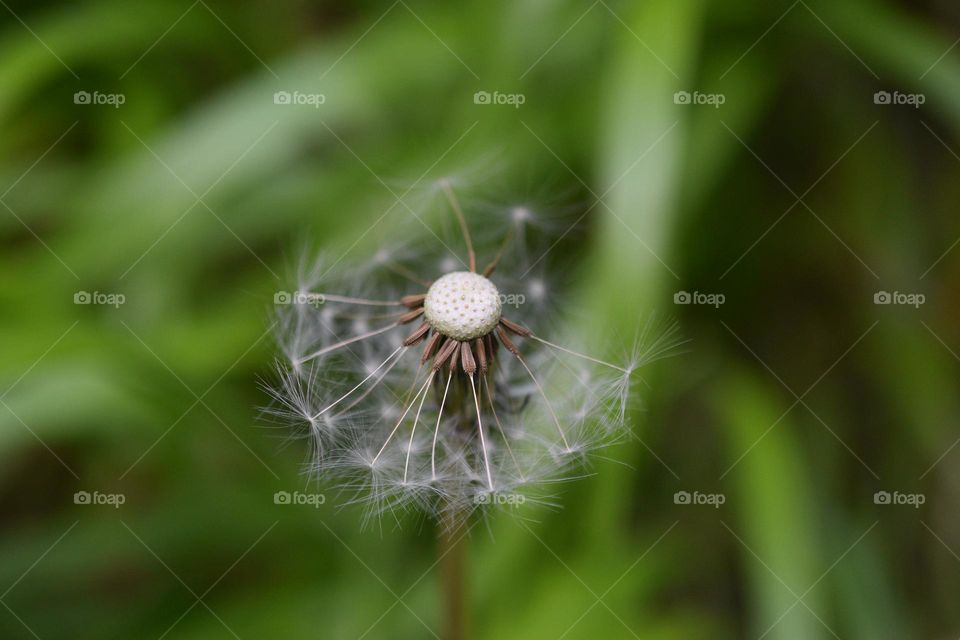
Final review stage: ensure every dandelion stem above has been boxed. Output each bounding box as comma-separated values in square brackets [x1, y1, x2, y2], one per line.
[440, 181, 476, 272]
[372, 373, 434, 464]
[431, 370, 453, 480]
[469, 374, 494, 490]
[297, 323, 399, 364]
[311, 346, 404, 420]
[515, 353, 570, 450]
[438, 509, 469, 640]
[528, 335, 631, 374]
[404, 370, 435, 483]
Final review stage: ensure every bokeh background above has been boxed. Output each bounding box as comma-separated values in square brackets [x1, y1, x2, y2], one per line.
[2, 0, 959, 638]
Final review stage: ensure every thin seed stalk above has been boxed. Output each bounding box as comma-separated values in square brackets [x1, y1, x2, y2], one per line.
[438, 509, 469, 640]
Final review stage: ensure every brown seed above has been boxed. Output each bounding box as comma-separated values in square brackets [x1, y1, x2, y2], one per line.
[499, 317, 530, 337]
[474, 338, 487, 373]
[398, 307, 425, 324]
[402, 321, 430, 346]
[450, 341, 461, 373]
[433, 338, 458, 371]
[485, 333, 497, 360]
[421, 333, 442, 363]
[460, 341, 477, 375]
[401, 293, 426, 308]
[496, 326, 520, 355]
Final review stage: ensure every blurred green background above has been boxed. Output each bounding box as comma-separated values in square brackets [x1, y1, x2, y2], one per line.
[2, 0, 959, 638]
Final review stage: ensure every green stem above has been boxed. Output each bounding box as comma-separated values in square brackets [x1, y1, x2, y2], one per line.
[438, 510, 468, 640]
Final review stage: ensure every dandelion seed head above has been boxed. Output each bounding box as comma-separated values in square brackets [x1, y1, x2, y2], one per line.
[265, 181, 678, 523]
[423, 271, 502, 341]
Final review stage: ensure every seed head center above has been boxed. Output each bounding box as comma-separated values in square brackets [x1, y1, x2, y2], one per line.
[423, 271, 502, 341]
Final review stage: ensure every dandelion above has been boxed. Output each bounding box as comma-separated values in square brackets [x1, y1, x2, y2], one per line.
[266, 179, 680, 519]
[265, 177, 680, 638]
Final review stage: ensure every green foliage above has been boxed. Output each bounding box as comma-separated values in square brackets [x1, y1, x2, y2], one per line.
[0, 0, 957, 638]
